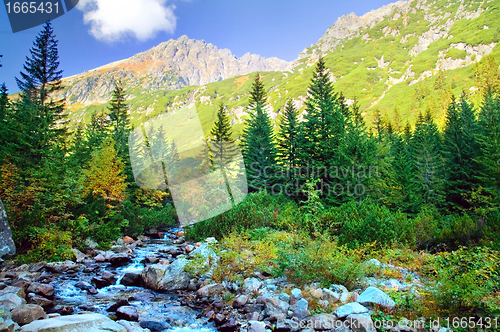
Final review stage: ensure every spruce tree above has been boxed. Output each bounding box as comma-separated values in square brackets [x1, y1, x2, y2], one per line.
[443, 95, 480, 210]
[409, 111, 445, 209]
[12, 22, 66, 164]
[108, 81, 130, 157]
[277, 99, 299, 183]
[297, 57, 345, 202]
[476, 92, 500, 207]
[210, 103, 236, 167]
[241, 75, 277, 191]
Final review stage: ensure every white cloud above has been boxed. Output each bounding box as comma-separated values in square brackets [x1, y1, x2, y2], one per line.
[77, 0, 177, 42]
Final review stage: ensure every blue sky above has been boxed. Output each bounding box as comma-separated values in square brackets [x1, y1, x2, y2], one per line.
[1, 0, 395, 93]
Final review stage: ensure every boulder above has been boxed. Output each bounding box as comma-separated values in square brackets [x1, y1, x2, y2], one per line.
[0, 286, 25, 299]
[290, 297, 310, 319]
[0, 293, 26, 311]
[290, 288, 302, 305]
[44, 261, 78, 274]
[26, 295, 53, 310]
[347, 313, 376, 332]
[232, 294, 250, 308]
[0, 318, 16, 332]
[357, 286, 396, 312]
[20, 313, 127, 332]
[242, 277, 262, 294]
[334, 302, 369, 319]
[0, 199, 15, 258]
[106, 299, 130, 313]
[11, 304, 45, 326]
[120, 272, 143, 287]
[117, 320, 149, 332]
[109, 253, 132, 267]
[122, 236, 134, 244]
[91, 277, 109, 289]
[26, 283, 54, 299]
[247, 321, 266, 332]
[116, 306, 138, 322]
[306, 313, 338, 330]
[142, 258, 191, 291]
[322, 288, 341, 303]
[71, 249, 86, 263]
[263, 296, 289, 321]
[196, 283, 224, 297]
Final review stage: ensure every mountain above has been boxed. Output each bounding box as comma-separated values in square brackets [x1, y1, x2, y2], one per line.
[60, 0, 500, 133]
[58, 35, 290, 106]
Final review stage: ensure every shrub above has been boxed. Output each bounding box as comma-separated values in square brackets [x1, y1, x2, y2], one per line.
[18, 226, 73, 263]
[427, 246, 500, 317]
[337, 200, 416, 249]
[185, 191, 301, 241]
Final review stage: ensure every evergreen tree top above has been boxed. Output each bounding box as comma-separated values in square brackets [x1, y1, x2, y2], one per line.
[249, 74, 267, 107]
[16, 22, 63, 105]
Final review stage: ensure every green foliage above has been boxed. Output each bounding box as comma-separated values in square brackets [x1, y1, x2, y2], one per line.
[18, 227, 73, 263]
[185, 191, 301, 241]
[337, 200, 416, 249]
[427, 246, 500, 317]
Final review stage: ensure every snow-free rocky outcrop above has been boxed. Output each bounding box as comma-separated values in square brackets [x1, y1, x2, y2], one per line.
[0, 198, 16, 259]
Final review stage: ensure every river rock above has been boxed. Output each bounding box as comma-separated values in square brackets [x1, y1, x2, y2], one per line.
[94, 254, 105, 262]
[142, 258, 191, 291]
[106, 299, 130, 312]
[109, 253, 132, 267]
[0, 318, 16, 332]
[247, 321, 266, 332]
[357, 286, 396, 312]
[196, 283, 224, 297]
[0, 286, 25, 299]
[20, 313, 127, 332]
[91, 277, 109, 289]
[263, 296, 289, 321]
[116, 306, 138, 322]
[26, 283, 54, 299]
[71, 249, 86, 263]
[334, 302, 369, 318]
[44, 261, 78, 274]
[0, 199, 15, 259]
[139, 320, 171, 331]
[120, 272, 143, 287]
[11, 277, 31, 291]
[0, 293, 26, 311]
[232, 294, 250, 308]
[11, 304, 45, 326]
[26, 295, 53, 310]
[347, 313, 376, 332]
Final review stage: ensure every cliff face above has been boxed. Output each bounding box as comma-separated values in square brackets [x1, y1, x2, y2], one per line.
[59, 35, 290, 106]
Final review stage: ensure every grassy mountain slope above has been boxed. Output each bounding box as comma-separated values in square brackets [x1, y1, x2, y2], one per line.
[62, 0, 500, 135]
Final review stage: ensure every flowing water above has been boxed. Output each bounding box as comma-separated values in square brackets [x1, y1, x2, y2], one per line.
[51, 231, 217, 331]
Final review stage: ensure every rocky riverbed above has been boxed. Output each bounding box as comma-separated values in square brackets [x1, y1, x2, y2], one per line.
[0, 229, 447, 332]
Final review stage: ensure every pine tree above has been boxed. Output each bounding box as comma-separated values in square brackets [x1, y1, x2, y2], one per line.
[409, 111, 445, 208]
[241, 75, 277, 191]
[277, 99, 299, 182]
[443, 95, 480, 210]
[0, 84, 10, 160]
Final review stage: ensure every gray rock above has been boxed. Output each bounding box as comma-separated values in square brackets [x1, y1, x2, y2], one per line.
[0, 286, 25, 299]
[290, 288, 302, 305]
[26, 283, 54, 299]
[334, 302, 369, 318]
[247, 320, 266, 332]
[196, 283, 224, 297]
[142, 258, 191, 291]
[120, 272, 143, 287]
[232, 294, 249, 308]
[322, 288, 341, 303]
[116, 320, 150, 332]
[243, 277, 262, 294]
[306, 313, 338, 330]
[109, 253, 132, 267]
[71, 249, 86, 263]
[116, 306, 138, 322]
[11, 304, 45, 326]
[290, 298, 310, 319]
[264, 296, 289, 321]
[0, 294, 26, 311]
[20, 313, 127, 331]
[0, 199, 15, 259]
[357, 286, 396, 312]
[0, 318, 16, 332]
[347, 313, 376, 332]
[279, 292, 290, 303]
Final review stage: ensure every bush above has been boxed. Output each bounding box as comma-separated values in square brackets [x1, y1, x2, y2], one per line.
[121, 200, 177, 237]
[337, 200, 416, 249]
[185, 191, 301, 241]
[274, 234, 367, 289]
[18, 226, 73, 263]
[427, 246, 500, 317]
